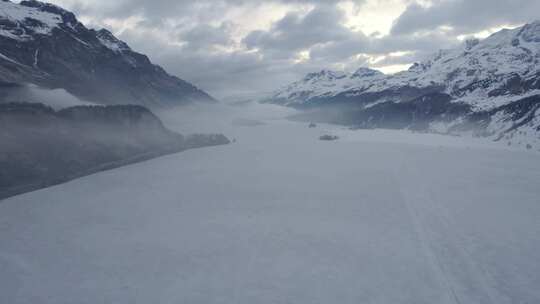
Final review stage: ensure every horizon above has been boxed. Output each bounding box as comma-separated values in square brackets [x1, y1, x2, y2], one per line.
[29, 0, 539, 99]
[2, 1, 540, 303]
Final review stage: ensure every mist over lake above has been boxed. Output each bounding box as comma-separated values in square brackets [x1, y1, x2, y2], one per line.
[1, 1, 540, 303]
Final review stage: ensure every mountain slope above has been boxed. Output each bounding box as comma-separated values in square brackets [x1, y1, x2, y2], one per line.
[0, 102, 229, 199]
[265, 22, 540, 149]
[0, 0, 215, 106]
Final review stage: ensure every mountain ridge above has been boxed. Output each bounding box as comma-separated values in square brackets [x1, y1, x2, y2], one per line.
[0, 0, 216, 107]
[265, 21, 540, 150]
[268, 21, 540, 108]
[0, 102, 230, 199]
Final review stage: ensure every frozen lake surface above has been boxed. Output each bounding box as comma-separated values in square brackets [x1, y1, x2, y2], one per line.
[1, 102, 539, 304]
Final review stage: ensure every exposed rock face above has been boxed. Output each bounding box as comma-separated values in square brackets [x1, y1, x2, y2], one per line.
[265, 21, 540, 149]
[0, 0, 216, 107]
[319, 135, 339, 141]
[0, 103, 229, 199]
[344, 93, 471, 131]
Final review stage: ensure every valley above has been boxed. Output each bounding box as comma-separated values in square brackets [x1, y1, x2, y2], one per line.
[1, 102, 539, 304]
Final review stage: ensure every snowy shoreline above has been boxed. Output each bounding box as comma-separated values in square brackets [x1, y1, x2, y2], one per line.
[1, 102, 539, 304]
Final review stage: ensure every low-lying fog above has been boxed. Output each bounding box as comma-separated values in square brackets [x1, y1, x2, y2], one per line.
[1, 100, 539, 304]
[0, 84, 95, 109]
[156, 100, 517, 151]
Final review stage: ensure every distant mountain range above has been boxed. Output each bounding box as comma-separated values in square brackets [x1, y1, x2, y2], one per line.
[265, 22, 540, 150]
[0, 0, 215, 107]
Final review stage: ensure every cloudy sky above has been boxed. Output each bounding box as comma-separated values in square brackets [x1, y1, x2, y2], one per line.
[47, 0, 540, 99]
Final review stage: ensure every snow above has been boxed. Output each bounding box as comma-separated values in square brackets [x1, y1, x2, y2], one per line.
[0, 1, 128, 52]
[98, 37, 123, 51]
[0, 50, 25, 66]
[0, 27, 22, 40]
[0, 0, 63, 40]
[272, 68, 386, 105]
[271, 21, 540, 111]
[96, 29, 131, 53]
[67, 32, 89, 46]
[1, 101, 539, 304]
[33, 48, 39, 68]
[97, 35, 130, 53]
[267, 22, 540, 149]
[458, 88, 540, 111]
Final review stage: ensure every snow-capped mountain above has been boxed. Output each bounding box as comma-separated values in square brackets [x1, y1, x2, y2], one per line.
[265, 22, 540, 150]
[0, 0, 215, 106]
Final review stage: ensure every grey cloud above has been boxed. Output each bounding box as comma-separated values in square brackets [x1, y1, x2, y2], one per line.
[392, 0, 540, 35]
[59, 0, 363, 23]
[309, 35, 368, 61]
[309, 24, 457, 62]
[370, 31, 457, 54]
[179, 22, 235, 50]
[369, 51, 429, 68]
[115, 1, 460, 97]
[48, 0, 532, 98]
[115, 26, 280, 97]
[243, 5, 351, 56]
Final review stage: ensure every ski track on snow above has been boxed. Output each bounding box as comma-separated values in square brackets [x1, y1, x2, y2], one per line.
[393, 151, 509, 304]
[1, 102, 539, 303]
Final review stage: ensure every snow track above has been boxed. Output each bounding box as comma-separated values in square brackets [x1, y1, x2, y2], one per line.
[0, 102, 539, 303]
[394, 153, 508, 304]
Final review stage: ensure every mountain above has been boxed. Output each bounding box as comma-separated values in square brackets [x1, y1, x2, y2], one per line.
[265, 22, 540, 149]
[0, 102, 229, 199]
[0, 0, 216, 107]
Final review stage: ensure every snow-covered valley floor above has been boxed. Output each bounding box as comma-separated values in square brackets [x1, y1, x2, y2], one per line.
[1, 102, 539, 304]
